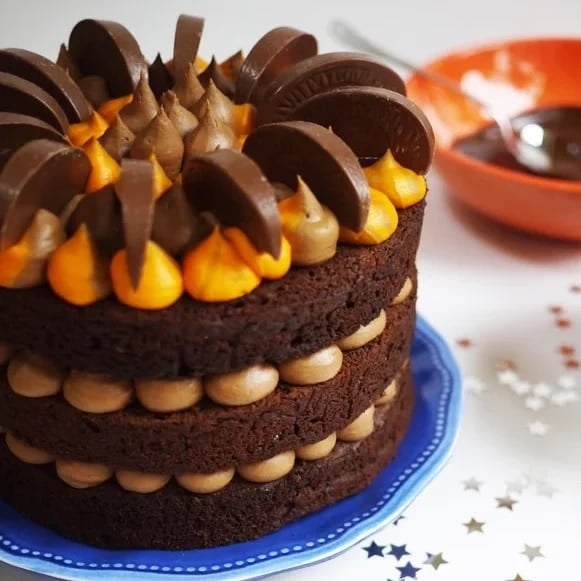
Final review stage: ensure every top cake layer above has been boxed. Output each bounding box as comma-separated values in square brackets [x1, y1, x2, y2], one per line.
[0, 16, 434, 316]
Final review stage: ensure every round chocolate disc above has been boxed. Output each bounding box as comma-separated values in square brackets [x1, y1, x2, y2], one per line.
[292, 86, 435, 173]
[69, 19, 148, 97]
[0, 72, 68, 132]
[0, 48, 92, 122]
[243, 121, 369, 232]
[256, 52, 406, 125]
[0, 113, 66, 170]
[183, 149, 281, 257]
[0, 139, 90, 249]
[235, 27, 317, 105]
[173, 14, 205, 82]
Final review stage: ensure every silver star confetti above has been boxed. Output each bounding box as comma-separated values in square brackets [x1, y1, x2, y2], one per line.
[506, 478, 528, 495]
[532, 382, 553, 398]
[536, 480, 557, 498]
[462, 477, 482, 492]
[511, 380, 531, 396]
[528, 421, 549, 436]
[464, 376, 487, 395]
[524, 396, 545, 411]
[496, 495, 518, 511]
[551, 390, 579, 406]
[498, 369, 519, 385]
[521, 544, 544, 562]
[463, 518, 485, 534]
[558, 374, 577, 390]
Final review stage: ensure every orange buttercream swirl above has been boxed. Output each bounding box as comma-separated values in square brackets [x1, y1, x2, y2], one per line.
[47, 223, 112, 306]
[83, 138, 121, 193]
[364, 149, 427, 208]
[67, 111, 108, 147]
[182, 226, 260, 302]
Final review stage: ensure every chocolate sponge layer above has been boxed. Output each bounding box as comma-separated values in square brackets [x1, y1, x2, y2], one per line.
[0, 299, 415, 473]
[0, 367, 414, 550]
[0, 203, 424, 378]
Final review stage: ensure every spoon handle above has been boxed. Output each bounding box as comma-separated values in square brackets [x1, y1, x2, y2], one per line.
[330, 21, 490, 111]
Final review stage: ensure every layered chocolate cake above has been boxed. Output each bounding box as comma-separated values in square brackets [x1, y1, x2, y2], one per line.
[0, 16, 434, 549]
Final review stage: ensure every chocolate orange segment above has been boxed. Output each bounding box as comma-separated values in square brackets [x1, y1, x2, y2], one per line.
[0, 73, 69, 132]
[183, 149, 281, 257]
[69, 19, 148, 97]
[114, 159, 155, 289]
[243, 121, 369, 232]
[256, 53, 406, 125]
[293, 86, 434, 173]
[173, 15, 205, 82]
[235, 27, 317, 105]
[0, 113, 65, 169]
[0, 139, 90, 249]
[0, 49, 92, 122]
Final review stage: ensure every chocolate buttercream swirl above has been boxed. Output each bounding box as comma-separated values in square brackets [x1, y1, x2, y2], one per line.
[184, 104, 236, 158]
[192, 79, 236, 129]
[161, 91, 198, 137]
[173, 61, 204, 110]
[119, 73, 159, 134]
[99, 115, 135, 162]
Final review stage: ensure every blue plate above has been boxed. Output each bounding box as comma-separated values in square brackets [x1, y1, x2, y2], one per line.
[0, 315, 462, 580]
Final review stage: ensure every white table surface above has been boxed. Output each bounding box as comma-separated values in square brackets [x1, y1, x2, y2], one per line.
[0, 0, 579, 579]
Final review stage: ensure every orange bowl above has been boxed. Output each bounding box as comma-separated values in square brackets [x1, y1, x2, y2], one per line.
[406, 38, 581, 241]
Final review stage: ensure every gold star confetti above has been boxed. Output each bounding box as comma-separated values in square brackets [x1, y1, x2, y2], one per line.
[462, 477, 482, 492]
[559, 345, 576, 356]
[565, 359, 580, 369]
[548, 305, 563, 314]
[570, 284, 581, 293]
[506, 575, 531, 581]
[556, 318, 572, 328]
[424, 552, 448, 570]
[456, 338, 473, 348]
[521, 544, 544, 562]
[496, 495, 518, 510]
[463, 518, 485, 534]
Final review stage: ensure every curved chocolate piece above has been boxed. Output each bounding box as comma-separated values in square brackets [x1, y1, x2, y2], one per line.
[257, 52, 406, 125]
[77, 75, 109, 108]
[198, 56, 234, 98]
[152, 184, 210, 256]
[0, 113, 65, 169]
[243, 121, 369, 232]
[0, 48, 92, 122]
[68, 19, 148, 97]
[183, 149, 281, 257]
[173, 15, 205, 82]
[66, 186, 123, 255]
[292, 86, 435, 173]
[0, 139, 90, 249]
[56, 44, 80, 80]
[235, 27, 317, 105]
[148, 53, 174, 99]
[114, 159, 155, 288]
[0, 72, 68, 132]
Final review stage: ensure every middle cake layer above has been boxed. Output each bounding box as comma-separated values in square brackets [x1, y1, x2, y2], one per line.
[0, 300, 414, 473]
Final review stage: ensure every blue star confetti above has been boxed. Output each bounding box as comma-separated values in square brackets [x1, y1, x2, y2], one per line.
[388, 544, 410, 561]
[393, 515, 406, 526]
[396, 561, 421, 579]
[361, 541, 385, 558]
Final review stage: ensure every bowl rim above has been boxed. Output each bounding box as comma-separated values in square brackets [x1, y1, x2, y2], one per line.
[406, 35, 581, 194]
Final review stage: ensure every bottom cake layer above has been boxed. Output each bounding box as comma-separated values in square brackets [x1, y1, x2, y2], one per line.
[0, 368, 414, 550]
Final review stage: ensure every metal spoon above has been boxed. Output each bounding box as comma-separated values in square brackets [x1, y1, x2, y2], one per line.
[330, 21, 581, 181]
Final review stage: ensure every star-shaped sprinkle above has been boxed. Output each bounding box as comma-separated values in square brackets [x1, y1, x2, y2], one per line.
[528, 421, 549, 436]
[496, 495, 518, 510]
[559, 345, 576, 356]
[565, 359, 580, 369]
[571, 284, 581, 293]
[558, 374, 577, 390]
[506, 478, 527, 494]
[532, 382, 553, 398]
[362, 540, 385, 558]
[424, 552, 448, 570]
[549, 305, 563, 314]
[525, 396, 545, 411]
[521, 544, 544, 562]
[498, 369, 519, 385]
[511, 380, 532, 396]
[536, 480, 557, 498]
[456, 338, 473, 348]
[462, 477, 482, 492]
[396, 561, 421, 579]
[465, 376, 487, 395]
[556, 318, 572, 328]
[389, 544, 410, 561]
[463, 518, 485, 533]
[551, 390, 579, 406]
[393, 515, 406, 526]
[506, 575, 531, 581]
